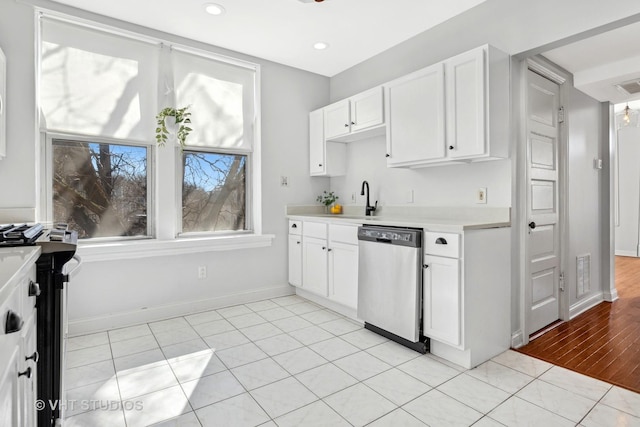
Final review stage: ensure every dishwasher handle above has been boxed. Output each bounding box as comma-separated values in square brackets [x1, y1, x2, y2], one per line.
[375, 237, 393, 244]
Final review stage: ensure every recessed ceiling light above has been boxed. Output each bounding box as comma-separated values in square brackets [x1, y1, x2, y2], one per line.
[204, 3, 226, 15]
[313, 42, 329, 50]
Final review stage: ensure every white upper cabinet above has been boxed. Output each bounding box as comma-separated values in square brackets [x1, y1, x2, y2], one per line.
[445, 48, 486, 159]
[349, 87, 384, 133]
[386, 45, 509, 168]
[385, 63, 446, 167]
[309, 108, 346, 177]
[324, 87, 384, 142]
[324, 100, 351, 140]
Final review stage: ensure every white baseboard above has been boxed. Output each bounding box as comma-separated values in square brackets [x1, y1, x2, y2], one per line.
[603, 287, 619, 302]
[511, 330, 524, 349]
[569, 291, 604, 319]
[614, 250, 637, 257]
[295, 288, 360, 322]
[68, 285, 294, 336]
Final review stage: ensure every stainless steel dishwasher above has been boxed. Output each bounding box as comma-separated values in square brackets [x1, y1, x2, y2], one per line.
[357, 225, 428, 353]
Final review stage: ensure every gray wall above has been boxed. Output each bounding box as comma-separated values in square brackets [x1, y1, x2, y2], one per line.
[566, 87, 604, 310]
[615, 126, 640, 256]
[330, 0, 640, 101]
[0, 0, 37, 208]
[0, 0, 330, 330]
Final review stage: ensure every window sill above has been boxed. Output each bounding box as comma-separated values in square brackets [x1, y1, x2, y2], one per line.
[77, 234, 275, 262]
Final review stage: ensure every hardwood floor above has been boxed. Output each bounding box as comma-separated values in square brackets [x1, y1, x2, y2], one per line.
[517, 256, 640, 393]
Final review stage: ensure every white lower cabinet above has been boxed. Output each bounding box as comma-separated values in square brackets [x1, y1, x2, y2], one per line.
[288, 234, 302, 287]
[328, 241, 358, 309]
[0, 249, 39, 427]
[302, 236, 329, 296]
[290, 220, 359, 310]
[19, 315, 37, 427]
[423, 228, 511, 369]
[423, 255, 460, 346]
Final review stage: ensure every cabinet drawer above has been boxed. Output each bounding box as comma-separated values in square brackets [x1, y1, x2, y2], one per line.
[303, 222, 327, 239]
[329, 224, 358, 245]
[289, 220, 302, 236]
[20, 266, 37, 317]
[424, 231, 460, 258]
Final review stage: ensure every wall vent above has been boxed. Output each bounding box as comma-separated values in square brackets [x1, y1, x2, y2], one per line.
[576, 254, 591, 297]
[615, 79, 640, 95]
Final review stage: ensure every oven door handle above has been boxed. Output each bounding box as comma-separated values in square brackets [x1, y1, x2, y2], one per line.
[65, 254, 83, 278]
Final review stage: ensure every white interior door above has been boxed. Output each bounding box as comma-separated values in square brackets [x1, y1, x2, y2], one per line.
[526, 69, 562, 335]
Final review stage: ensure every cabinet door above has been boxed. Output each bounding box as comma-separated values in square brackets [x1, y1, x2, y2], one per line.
[0, 336, 20, 427]
[302, 237, 328, 296]
[350, 87, 383, 133]
[309, 109, 325, 175]
[385, 63, 445, 166]
[445, 47, 486, 159]
[19, 315, 37, 427]
[324, 100, 350, 140]
[423, 255, 461, 347]
[288, 235, 303, 287]
[328, 242, 358, 309]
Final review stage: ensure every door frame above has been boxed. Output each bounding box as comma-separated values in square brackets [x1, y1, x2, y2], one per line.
[518, 57, 570, 346]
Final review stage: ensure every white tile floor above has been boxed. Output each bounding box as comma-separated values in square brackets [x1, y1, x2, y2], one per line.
[63, 295, 640, 427]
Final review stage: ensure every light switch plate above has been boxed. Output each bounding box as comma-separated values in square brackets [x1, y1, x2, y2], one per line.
[476, 187, 487, 204]
[407, 189, 414, 203]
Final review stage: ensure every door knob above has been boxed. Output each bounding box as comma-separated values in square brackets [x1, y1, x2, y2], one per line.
[26, 351, 39, 363]
[528, 222, 536, 229]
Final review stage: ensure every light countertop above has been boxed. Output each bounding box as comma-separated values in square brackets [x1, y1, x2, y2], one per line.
[0, 246, 40, 298]
[286, 205, 511, 232]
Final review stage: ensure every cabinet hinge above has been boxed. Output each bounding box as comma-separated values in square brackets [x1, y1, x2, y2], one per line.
[558, 106, 565, 124]
[559, 271, 565, 292]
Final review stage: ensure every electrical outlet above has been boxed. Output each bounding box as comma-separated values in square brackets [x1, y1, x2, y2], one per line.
[476, 187, 487, 204]
[198, 266, 207, 279]
[351, 192, 356, 203]
[280, 176, 289, 187]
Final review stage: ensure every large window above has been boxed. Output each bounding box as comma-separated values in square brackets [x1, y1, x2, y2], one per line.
[182, 151, 247, 233]
[38, 15, 260, 242]
[52, 139, 149, 239]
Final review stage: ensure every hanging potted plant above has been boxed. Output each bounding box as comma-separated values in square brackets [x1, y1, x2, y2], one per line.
[155, 106, 192, 148]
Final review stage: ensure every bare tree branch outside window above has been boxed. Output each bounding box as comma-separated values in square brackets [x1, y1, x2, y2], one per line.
[52, 139, 148, 239]
[182, 151, 246, 232]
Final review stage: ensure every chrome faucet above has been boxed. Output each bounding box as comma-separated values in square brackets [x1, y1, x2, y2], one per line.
[360, 180, 378, 216]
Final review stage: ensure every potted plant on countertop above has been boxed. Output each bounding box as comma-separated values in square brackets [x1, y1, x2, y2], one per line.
[155, 106, 192, 149]
[317, 191, 341, 214]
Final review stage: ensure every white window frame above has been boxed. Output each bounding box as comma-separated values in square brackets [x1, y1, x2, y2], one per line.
[178, 146, 253, 237]
[42, 132, 156, 242]
[35, 10, 271, 259]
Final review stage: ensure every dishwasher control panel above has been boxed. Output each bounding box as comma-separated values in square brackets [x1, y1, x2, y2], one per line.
[357, 225, 422, 248]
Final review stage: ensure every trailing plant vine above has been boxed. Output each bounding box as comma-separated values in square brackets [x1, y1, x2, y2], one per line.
[155, 106, 192, 148]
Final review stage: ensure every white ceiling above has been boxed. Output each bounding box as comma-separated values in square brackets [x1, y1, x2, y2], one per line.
[544, 21, 640, 105]
[49, 0, 486, 77]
